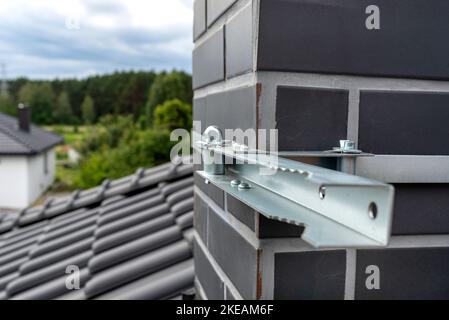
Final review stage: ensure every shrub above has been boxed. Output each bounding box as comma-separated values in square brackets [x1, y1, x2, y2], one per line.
[75, 129, 175, 189]
[154, 99, 192, 131]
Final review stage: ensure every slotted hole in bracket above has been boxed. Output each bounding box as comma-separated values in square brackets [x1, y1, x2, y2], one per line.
[368, 202, 378, 220]
[319, 186, 326, 200]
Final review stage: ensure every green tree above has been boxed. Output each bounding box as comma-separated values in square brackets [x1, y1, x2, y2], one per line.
[17, 83, 35, 104]
[146, 71, 192, 124]
[75, 129, 174, 188]
[117, 72, 156, 117]
[77, 115, 136, 155]
[6, 71, 190, 124]
[54, 91, 74, 124]
[54, 78, 86, 120]
[8, 77, 28, 102]
[0, 95, 16, 116]
[81, 95, 95, 124]
[18, 82, 55, 124]
[154, 99, 192, 131]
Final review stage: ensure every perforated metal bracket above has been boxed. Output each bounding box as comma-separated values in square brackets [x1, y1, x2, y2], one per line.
[194, 127, 395, 249]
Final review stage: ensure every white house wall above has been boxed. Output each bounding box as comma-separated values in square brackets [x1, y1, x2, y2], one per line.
[0, 149, 56, 209]
[27, 150, 56, 206]
[0, 156, 29, 209]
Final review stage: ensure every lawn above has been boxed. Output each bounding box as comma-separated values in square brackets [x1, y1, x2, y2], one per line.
[53, 164, 80, 192]
[44, 125, 89, 146]
[45, 125, 91, 192]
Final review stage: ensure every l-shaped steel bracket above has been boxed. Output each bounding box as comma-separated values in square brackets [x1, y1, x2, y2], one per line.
[193, 127, 395, 249]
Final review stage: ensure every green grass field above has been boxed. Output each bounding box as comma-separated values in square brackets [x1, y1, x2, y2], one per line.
[45, 125, 91, 191]
[53, 165, 80, 192]
[44, 125, 89, 145]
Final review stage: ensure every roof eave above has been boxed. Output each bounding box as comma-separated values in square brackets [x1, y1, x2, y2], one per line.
[0, 141, 62, 156]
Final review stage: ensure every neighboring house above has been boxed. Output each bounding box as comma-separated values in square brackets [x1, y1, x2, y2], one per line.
[0, 105, 63, 209]
[0, 161, 194, 300]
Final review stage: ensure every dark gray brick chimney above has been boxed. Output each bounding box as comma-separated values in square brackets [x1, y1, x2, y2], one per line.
[18, 103, 31, 132]
[193, 0, 449, 300]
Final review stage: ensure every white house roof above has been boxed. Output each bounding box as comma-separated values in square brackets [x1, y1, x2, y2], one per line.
[0, 113, 63, 155]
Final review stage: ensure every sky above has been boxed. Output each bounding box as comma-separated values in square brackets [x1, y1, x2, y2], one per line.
[0, 0, 193, 80]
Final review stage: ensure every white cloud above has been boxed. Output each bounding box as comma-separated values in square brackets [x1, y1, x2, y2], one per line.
[0, 0, 193, 79]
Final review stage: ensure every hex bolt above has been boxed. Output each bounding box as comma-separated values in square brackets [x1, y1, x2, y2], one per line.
[238, 182, 251, 191]
[231, 179, 241, 187]
[339, 140, 356, 152]
[203, 126, 225, 175]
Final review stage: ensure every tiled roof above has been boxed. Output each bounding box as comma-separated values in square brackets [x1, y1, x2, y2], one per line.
[0, 161, 195, 300]
[0, 112, 63, 155]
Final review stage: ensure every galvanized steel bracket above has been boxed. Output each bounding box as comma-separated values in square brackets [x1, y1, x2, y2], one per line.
[194, 127, 395, 249]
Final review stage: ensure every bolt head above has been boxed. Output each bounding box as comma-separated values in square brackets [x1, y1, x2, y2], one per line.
[238, 182, 251, 190]
[339, 140, 356, 151]
[231, 179, 241, 187]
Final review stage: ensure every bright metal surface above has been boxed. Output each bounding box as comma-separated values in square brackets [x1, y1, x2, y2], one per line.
[194, 128, 395, 248]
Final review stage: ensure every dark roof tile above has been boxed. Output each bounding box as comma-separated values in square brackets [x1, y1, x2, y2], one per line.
[84, 241, 191, 299]
[95, 203, 170, 239]
[19, 237, 94, 276]
[161, 176, 195, 197]
[0, 259, 26, 279]
[0, 223, 47, 249]
[167, 186, 194, 206]
[11, 268, 92, 300]
[43, 215, 97, 243]
[92, 214, 175, 255]
[0, 247, 31, 266]
[0, 130, 30, 154]
[100, 195, 125, 206]
[176, 211, 194, 230]
[88, 225, 182, 274]
[0, 161, 195, 300]
[6, 251, 92, 297]
[182, 228, 195, 244]
[98, 194, 166, 226]
[171, 198, 194, 217]
[0, 237, 39, 258]
[0, 273, 19, 292]
[96, 260, 194, 300]
[0, 112, 63, 155]
[56, 289, 86, 300]
[29, 226, 95, 258]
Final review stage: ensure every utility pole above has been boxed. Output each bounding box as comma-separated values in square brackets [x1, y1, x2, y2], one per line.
[1, 63, 8, 97]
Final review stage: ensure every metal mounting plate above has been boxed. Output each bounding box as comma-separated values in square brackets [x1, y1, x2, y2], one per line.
[194, 128, 395, 248]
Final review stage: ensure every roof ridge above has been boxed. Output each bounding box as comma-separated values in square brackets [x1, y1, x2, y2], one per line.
[0, 112, 63, 155]
[0, 112, 59, 137]
[0, 125, 34, 153]
[0, 162, 194, 235]
[0, 161, 195, 300]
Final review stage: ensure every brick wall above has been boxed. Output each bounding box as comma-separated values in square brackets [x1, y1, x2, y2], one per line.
[193, 0, 449, 300]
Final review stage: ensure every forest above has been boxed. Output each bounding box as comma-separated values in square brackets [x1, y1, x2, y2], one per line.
[0, 70, 193, 191]
[0, 70, 192, 125]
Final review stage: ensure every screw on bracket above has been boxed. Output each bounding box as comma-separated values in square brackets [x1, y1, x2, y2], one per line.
[202, 126, 225, 175]
[340, 140, 356, 152]
[332, 140, 362, 154]
[238, 182, 251, 191]
[231, 179, 241, 187]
